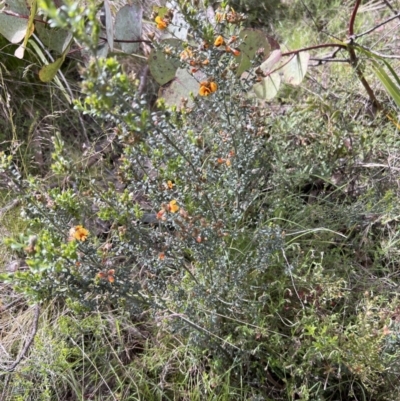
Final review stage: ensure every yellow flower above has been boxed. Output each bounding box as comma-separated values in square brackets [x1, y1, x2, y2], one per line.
[155, 16, 168, 30]
[214, 35, 225, 47]
[71, 225, 89, 241]
[168, 200, 179, 213]
[167, 180, 175, 189]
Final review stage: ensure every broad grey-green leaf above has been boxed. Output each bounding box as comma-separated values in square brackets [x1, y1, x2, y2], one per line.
[236, 29, 271, 76]
[253, 72, 281, 100]
[160, 68, 206, 107]
[161, 7, 188, 41]
[35, 23, 73, 54]
[148, 39, 181, 85]
[259, 49, 282, 74]
[115, 2, 142, 54]
[104, 0, 114, 52]
[282, 52, 309, 86]
[0, 0, 30, 43]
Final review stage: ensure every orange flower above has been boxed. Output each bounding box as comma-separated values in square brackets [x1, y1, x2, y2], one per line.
[157, 209, 166, 220]
[226, 159, 231, 167]
[97, 269, 115, 283]
[159, 252, 165, 260]
[155, 16, 168, 30]
[199, 81, 217, 96]
[230, 48, 241, 57]
[199, 85, 211, 96]
[209, 81, 218, 93]
[168, 200, 179, 213]
[167, 180, 174, 189]
[202, 59, 210, 65]
[214, 35, 225, 47]
[70, 225, 89, 241]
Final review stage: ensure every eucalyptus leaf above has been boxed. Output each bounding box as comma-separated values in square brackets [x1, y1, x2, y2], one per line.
[160, 68, 206, 107]
[236, 29, 271, 76]
[115, 2, 142, 54]
[148, 39, 181, 85]
[259, 49, 282, 74]
[282, 52, 309, 86]
[103, 0, 114, 52]
[253, 73, 281, 100]
[0, 0, 29, 44]
[35, 23, 73, 54]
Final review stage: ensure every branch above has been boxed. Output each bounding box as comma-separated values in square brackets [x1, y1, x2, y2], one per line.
[349, 0, 362, 36]
[98, 36, 152, 45]
[281, 42, 347, 57]
[346, 0, 380, 109]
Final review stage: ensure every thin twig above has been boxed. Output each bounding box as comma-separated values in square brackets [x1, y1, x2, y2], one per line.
[281, 43, 347, 57]
[382, 0, 398, 15]
[353, 12, 400, 39]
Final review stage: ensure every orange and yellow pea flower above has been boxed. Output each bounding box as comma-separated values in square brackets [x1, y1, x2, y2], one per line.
[69, 225, 89, 241]
[214, 35, 225, 47]
[155, 16, 168, 30]
[199, 81, 218, 97]
[168, 200, 179, 213]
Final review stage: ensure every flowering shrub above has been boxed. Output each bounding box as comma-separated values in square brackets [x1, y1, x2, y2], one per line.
[3, 1, 400, 400]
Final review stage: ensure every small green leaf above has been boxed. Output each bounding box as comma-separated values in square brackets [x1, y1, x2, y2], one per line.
[38, 54, 65, 82]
